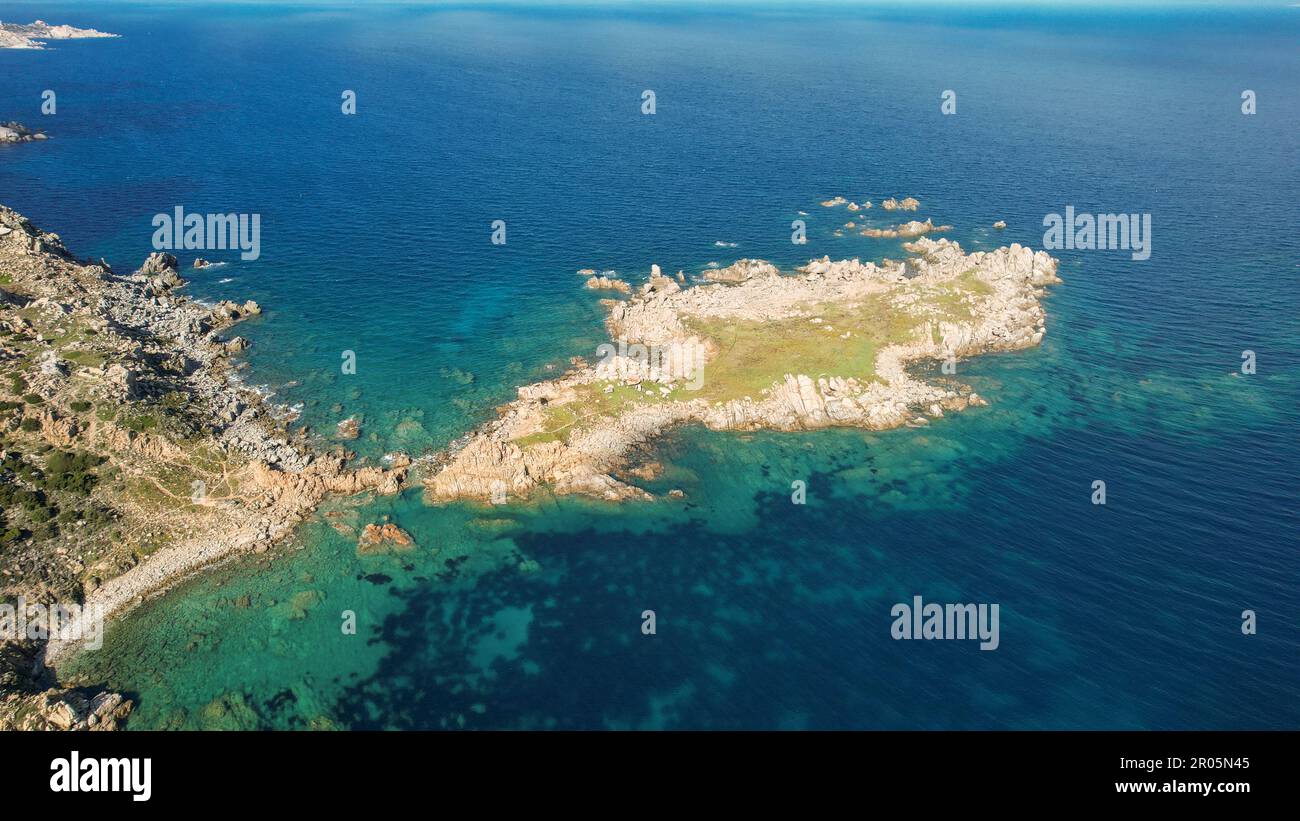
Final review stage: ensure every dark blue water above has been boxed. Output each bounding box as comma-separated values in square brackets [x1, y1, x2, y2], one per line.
[4, 1, 1298, 728]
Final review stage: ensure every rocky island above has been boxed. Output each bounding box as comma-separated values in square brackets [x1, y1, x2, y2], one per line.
[427, 228, 1060, 503]
[0, 122, 47, 144]
[860, 218, 952, 239]
[0, 205, 407, 728]
[0, 20, 118, 50]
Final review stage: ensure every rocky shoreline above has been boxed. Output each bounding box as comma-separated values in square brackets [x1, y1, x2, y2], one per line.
[0, 204, 407, 728]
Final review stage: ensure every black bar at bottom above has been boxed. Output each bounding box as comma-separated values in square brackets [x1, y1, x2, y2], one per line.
[6, 730, 1285, 808]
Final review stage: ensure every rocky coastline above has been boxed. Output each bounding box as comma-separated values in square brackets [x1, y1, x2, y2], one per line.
[0, 204, 407, 728]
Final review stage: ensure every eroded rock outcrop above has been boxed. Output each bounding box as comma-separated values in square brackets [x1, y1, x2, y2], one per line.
[0, 641, 131, 730]
[0, 122, 47, 143]
[356, 522, 415, 555]
[882, 196, 921, 211]
[860, 218, 951, 239]
[585, 275, 631, 294]
[702, 258, 780, 284]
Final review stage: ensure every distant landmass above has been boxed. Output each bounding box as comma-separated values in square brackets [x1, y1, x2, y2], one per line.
[0, 122, 47, 143]
[0, 20, 118, 50]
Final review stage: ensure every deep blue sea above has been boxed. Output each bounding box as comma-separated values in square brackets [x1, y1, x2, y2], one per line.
[2, 1, 1297, 729]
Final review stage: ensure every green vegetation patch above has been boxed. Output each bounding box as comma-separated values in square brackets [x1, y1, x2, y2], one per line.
[508, 284, 989, 449]
[919, 269, 993, 323]
[44, 450, 107, 495]
[511, 382, 691, 448]
[119, 410, 159, 433]
[63, 350, 106, 368]
[685, 295, 921, 400]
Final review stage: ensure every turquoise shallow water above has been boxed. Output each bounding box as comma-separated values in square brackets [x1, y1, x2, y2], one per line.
[1, 2, 1297, 728]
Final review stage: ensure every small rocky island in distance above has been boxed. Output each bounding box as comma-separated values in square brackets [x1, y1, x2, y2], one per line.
[0, 20, 118, 50]
[1, 21, 116, 144]
[0, 122, 47, 144]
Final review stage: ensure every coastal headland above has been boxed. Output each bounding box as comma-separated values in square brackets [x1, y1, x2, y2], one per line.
[0, 20, 118, 50]
[0, 205, 406, 728]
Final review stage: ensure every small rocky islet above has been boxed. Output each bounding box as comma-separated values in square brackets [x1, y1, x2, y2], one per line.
[0, 122, 48, 144]
[427, 200, 1059, 504]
